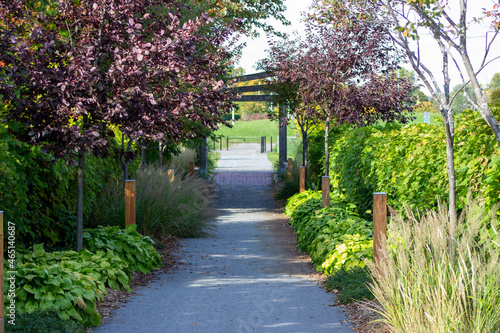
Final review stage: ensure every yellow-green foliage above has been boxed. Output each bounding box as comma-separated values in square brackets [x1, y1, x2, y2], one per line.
[308, 110, 500, 219]
[8, 226, 162, 328]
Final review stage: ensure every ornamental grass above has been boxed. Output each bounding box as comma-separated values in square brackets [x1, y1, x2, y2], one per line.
[368, 199, 500, 333]
[92, 163, 215, 238]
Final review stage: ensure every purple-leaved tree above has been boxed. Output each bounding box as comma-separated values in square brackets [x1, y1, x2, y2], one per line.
[259, 18, 415, 193]
[0, 0, 236, 250]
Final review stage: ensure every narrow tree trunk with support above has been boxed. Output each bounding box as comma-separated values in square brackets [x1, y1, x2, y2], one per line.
[302, 131, 309, 182]
[121, 134, 133, 181]
[324, 116, 330, 177]
[76, 151, 85, 251]
[443, 109, 457, 252]
[159, 141, 163, 168]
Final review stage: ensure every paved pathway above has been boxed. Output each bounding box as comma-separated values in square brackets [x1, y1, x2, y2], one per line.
[93, 143, 353, 333]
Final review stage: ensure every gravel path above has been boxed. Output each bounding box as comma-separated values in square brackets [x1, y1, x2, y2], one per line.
[93, 143, 353, 333]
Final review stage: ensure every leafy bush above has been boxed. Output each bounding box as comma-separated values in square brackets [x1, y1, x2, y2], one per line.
[320, 234, 373, 274]
[284, 190, 321, 216]
[6, 310, 86, 333]
[19, 244, 132, 292]
[285, 191, 373, 274]
[324, 267, 374, 304]
[91, 164, 215, 238]
[83, 225, 161, 274]
[369, 199, 500, 332]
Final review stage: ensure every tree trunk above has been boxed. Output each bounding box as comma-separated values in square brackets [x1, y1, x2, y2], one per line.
[302, 130, 309, 182]
[442, 107, 457, 251]
[76, 151, 85, 251]
[121, 134, 133, 181]
[159, 141, 163, 168]
[456, 2, 500, 145]
[324, 117, 330, 177]
[460, 51, 500, 144]
[141, 140, 146, 170]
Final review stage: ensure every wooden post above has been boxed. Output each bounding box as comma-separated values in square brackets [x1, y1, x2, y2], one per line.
[167, 169, 174, 182]
[226, 136, 229, 151]
[0, 211, 3, 333]
[220, 138, 222, 151]
[322, 176, 330, 208]
[261, 136, 266, 153]
[299, 167, 306, 192]
[124, 180, 136, 227]
[288, 158, 293, 181]
[189, 161, 195, 176]
[373, 193, 388, 266]
[270, 136, 272, 152]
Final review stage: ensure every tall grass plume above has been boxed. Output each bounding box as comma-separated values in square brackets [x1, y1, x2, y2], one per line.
[91, 164, 215, 238]
[368, 199, 500, 333]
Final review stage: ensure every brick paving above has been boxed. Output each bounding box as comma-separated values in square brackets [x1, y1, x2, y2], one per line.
[212, 171, 273, 186]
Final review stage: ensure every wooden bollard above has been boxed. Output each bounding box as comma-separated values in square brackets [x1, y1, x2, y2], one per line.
[322, 176, 330, 208]
[299, 167, 306, 192]
[0, 211, 4, 333]
[288, 158, 293, 181]
[167, 169, 174, 182]
[373, 193, 387, 266]
[189, 161, 195, 176]
[125, 180, 136, 226]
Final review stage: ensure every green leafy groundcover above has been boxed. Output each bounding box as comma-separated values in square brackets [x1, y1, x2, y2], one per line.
[285, 191, 373, 275]
[6, 225, 162, 328]
[83, 224, 162, 274]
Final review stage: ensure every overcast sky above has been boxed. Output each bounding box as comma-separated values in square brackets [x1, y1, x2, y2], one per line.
[236, 0, 500, 93]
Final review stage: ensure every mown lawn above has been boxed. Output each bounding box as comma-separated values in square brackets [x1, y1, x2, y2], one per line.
[214, 119, 296, 138]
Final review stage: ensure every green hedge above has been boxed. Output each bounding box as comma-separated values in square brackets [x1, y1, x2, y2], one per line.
[0, 125, 126, 249]
[308, 109, 500, 218]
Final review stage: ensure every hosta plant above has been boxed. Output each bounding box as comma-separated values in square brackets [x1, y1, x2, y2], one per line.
[9, 245, 107, 327]
[83, 224, 162, 274]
